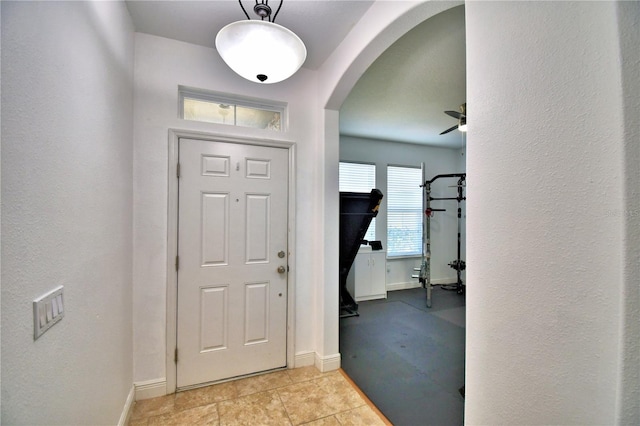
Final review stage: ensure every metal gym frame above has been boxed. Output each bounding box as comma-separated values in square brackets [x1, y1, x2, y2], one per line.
[413, 173, 466, 308]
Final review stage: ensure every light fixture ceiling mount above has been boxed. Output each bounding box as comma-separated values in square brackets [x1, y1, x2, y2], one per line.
[216, 0, 307, 84]
[252, 3, 273, 19]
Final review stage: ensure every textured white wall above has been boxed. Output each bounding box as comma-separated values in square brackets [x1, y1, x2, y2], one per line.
[1, 1, 134, 424]
[0, 5, 2, 416]
[616, 2, 640, 423]
[0, 3, 3, 417]
[340, 136, 465, 289]
[132, 33, 322, 382]
[465, 1, 635, 424]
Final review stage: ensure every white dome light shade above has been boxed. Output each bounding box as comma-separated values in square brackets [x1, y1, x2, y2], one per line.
[216, 20, 307, 84]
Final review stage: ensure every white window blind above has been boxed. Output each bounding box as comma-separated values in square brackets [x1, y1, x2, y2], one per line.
[339, 162, 376, 242]
[387, 166, 423, 257]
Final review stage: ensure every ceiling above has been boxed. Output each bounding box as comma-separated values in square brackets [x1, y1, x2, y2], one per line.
[125, 0, 466, 148]
[340, 5, 466, 148]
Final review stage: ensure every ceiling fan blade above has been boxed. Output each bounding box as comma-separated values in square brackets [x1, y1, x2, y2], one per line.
[445, 110, 462, 119]
[440, 124, 459, 135]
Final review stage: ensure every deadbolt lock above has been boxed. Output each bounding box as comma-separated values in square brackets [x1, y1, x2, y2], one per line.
[278, 251, 286, 258]
[277, 265, 286, 274]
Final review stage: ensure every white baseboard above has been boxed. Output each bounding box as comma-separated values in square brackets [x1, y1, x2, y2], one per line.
[387, 277, 457, 292]
[118, 385, 135, 426]
[294, 351, 316, 368]
[134, 378, 167, 401]
[132, 352, 339, 399]
[387, 281, 421, 291]
[315, 352, 341, 373]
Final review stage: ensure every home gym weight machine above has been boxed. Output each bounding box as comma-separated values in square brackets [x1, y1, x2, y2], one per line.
[413, 173, 466, 308]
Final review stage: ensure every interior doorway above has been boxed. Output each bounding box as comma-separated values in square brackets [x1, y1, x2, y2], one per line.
[334, 4, 467, 424]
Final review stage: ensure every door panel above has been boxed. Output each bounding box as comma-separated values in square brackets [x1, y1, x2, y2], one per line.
[244, 282, 269, 344]
[200, 285, 228, 351]
[177, 138, 288, 388]
[245, 194, 270, 263]
[201, 193, 229, 266]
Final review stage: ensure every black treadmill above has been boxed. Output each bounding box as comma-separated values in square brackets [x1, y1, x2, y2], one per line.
[339, 189, 383, 317]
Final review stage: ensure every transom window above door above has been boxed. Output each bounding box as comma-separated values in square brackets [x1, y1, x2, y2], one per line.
[179, 87, 286, 131]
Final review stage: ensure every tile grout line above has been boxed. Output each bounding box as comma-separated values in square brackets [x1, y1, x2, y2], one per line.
[273, 387, 295, 426]
[338, 368, 393, 426]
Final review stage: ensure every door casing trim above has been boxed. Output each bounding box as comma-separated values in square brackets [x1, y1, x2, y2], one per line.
[166, 128, 297, 394]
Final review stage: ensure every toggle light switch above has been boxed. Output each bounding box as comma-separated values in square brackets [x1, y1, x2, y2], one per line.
[52, 297, 59, 317]
[39, 304, 47, 328]
[46, 301, 53, 322]
[56, 294, 64, 313]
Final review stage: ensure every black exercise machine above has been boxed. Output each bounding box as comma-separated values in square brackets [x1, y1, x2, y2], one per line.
[339, 189, 384, 317]
[415, 173, 466, 308]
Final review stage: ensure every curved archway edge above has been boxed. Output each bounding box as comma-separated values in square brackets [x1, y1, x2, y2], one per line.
[321, 1, 463, 110]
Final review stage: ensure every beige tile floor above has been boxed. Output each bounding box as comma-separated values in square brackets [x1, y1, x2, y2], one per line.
[129, 367, 390, 426]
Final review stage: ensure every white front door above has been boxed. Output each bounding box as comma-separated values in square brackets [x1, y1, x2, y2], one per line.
[176, 138, 289, 388]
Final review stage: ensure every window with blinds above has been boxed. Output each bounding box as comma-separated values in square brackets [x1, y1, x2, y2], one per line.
[387, 165, 423, 257]
[339, 162, 376, 242]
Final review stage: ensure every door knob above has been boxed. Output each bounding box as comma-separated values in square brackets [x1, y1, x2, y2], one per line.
[277, 265, 286, 274]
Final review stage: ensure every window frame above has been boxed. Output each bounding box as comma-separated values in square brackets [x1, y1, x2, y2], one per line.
[386, 164, 424, 258]
[178, 86, 287, 131]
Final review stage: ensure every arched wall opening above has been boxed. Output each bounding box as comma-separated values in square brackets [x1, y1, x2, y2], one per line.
[316, 2, 638, 425]
[314, 0, 463, 370]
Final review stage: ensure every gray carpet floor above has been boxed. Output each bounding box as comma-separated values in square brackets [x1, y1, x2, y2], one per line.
[340, 287, 465, 426]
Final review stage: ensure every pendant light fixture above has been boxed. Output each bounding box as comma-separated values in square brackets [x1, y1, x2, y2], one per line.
[216, 0, 307, 84]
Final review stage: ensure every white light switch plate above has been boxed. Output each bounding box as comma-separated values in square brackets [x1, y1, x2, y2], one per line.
[33, 286, 64, 340]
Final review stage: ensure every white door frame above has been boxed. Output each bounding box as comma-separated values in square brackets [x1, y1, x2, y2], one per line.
[166, 128, 296, 394]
